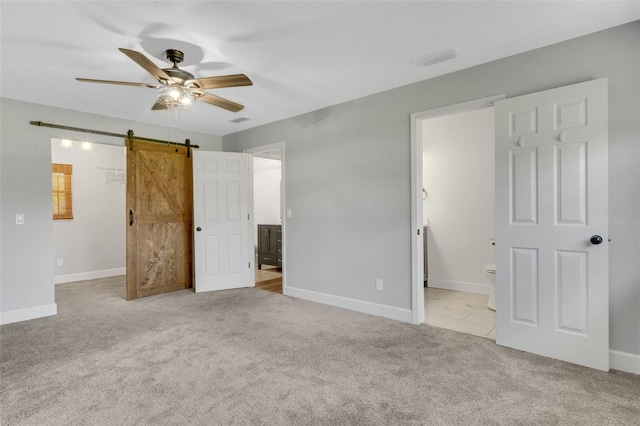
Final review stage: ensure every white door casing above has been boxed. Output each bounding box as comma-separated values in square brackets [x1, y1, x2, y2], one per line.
[495, 78, 609, 370]
[193, 151, 253, 292]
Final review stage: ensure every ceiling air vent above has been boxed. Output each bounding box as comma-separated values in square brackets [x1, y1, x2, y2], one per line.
[411, 48, 458, 68]
[229, 117, 250, 124]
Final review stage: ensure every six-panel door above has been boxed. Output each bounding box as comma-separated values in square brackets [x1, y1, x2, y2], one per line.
[193, 151, 253, 292]
[495, 78, 609, 370]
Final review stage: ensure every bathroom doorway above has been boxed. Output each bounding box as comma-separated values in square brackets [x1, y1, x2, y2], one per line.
[422, 107, 496, 339]
[411, 95, 504, 338]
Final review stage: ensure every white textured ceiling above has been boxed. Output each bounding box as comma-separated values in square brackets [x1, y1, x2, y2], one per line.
[1, 1, 638, 136]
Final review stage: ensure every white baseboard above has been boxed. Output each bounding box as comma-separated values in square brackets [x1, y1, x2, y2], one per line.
[55, 267, 125, 284]
[0, 303, 57, 325]
[610, 350, 640, 375]
[428, 278, 490, 295]
[285, 286, 413, 323]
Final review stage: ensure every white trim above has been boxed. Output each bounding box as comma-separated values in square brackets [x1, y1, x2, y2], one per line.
[610, 350, 640, 375]
[410, 94, 505, 325]
[286, 286, 413, 323]
[244, 142, 286, 292]
[243, 142, 284, 156]
[410, 113, 424, 324]
[248, 154, 255, 287]
[428, 279, 490, 295]
[0, 303, 57, 325]
[54, 267, 125, 284]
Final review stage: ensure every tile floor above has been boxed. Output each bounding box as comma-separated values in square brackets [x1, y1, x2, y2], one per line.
[424, 287, 496, 340]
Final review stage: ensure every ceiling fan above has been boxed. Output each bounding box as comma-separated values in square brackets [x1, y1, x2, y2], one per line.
[76, 48, 252, 112]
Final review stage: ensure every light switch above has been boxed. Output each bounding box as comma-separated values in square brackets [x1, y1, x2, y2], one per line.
[15, 214, 24, 225]
[286, 209, 292, 219]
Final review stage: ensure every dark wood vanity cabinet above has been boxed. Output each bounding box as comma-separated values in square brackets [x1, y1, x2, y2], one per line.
[257, 224, 282, 269]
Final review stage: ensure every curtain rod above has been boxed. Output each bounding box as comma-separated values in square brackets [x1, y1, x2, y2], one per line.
[29, 121, 200, 149]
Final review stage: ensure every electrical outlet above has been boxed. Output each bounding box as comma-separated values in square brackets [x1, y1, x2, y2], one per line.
[375, 279, 383, 291]
[57, 259, 63, 267]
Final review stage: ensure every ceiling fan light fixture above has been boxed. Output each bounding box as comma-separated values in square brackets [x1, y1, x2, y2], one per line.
[155, 85, 195, 108]
[180, 92, 195, 107]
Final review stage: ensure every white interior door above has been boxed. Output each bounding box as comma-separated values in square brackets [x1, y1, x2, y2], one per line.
[193, 151, 253, 292]
[495, 78, 609, 370]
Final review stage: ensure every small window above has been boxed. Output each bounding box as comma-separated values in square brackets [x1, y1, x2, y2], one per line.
[52, 163, 73, 220]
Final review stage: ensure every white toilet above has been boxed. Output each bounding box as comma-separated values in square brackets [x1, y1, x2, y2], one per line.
[483, 263, 496, 311]
[484, 238, 496, 311]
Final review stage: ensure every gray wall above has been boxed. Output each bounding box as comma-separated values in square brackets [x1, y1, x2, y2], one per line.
[0, 98, 222, 318]
[223, 22, 640, 356]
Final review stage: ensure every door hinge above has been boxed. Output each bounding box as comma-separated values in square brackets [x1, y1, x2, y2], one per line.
[247, 214, 250, 220]
[248, 262, 251, 269]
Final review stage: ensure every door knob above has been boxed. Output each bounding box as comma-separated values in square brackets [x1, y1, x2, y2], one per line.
[590, 235, 603, 245]
[196, 227, 202, 232]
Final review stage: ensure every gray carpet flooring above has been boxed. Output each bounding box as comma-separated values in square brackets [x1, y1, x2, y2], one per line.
[1, 276, 639, 425]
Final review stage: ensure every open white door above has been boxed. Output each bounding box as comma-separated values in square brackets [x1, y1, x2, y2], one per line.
[495, 78, 608, 370]
[193, 151, 254, 292]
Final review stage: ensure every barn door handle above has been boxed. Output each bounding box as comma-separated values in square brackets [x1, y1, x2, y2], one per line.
[129, 210, 134, 226]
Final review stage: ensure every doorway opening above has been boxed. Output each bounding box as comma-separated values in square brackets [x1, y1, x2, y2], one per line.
[51, 138, 126, 286]
[410, 95, 504, 335]
[244, 142, 286, 294]
[412, 80, 610, 370]
[422, 107, 496, 339]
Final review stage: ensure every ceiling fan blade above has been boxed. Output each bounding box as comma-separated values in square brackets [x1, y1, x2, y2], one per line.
[187, 74, 253, 90]
[151, 102, 168, 111]
[118, 48, 173, 83]
[195, 92, 244, 112]
[76, 78, 159, 88]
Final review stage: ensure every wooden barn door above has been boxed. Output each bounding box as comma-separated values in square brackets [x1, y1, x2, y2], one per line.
[126, 139, 193, 300]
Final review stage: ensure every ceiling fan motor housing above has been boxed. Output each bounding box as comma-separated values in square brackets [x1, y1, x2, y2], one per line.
[163, 67, 195, 84]
[162, 49, 195, 84]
